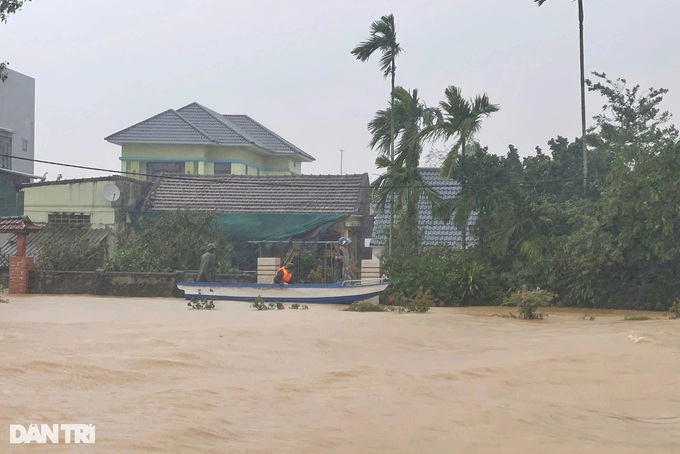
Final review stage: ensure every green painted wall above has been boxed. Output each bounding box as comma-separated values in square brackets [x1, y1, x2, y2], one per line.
[119, 143, 301, 179]
[0, 175, 23, 216]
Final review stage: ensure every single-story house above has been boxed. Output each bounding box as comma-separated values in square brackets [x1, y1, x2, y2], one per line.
[369, 167, 476, 259]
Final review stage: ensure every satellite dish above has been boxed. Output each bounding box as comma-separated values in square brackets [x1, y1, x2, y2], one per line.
[103, 183, 121, 202]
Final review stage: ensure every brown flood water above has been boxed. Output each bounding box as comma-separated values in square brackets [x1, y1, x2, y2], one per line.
[1, 295, 679, 453]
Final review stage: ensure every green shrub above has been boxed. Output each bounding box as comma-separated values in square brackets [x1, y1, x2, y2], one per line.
[390, 288, 432, 313]
[0, 285, 8, 303]
[36, 235, 106, 271]
[187, 289, 215, 310]
[503, 287, 555, 320]
[250, 296, 285, 311]
[669, 299, 680, 319]
[344, 302, 385, 312]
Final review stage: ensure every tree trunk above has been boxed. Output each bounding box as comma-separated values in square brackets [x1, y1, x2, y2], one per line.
[388, 60, 396, 255]
[460, 140, 467, 254]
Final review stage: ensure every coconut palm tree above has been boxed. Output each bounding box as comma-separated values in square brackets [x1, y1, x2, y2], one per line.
[429, 85, 500, 252]
[352, 14, 402, 253]
[534, 0, 587, 191]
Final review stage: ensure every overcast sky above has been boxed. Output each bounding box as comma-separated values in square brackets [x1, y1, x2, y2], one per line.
[2, 0, 679, 180]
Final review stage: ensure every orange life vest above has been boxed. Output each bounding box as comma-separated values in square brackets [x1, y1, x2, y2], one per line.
[274, 266, 292, 283]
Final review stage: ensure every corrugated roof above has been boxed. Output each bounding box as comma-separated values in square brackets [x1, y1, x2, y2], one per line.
[105, 102, 314, 161]
[144, 173, 367, 214]
[0, 225, 109, 258]
[370, 168, 476, 247]
[20, 175, 146, 188]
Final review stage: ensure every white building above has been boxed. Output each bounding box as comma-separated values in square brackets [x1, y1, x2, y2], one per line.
[0, 68, 35, 175]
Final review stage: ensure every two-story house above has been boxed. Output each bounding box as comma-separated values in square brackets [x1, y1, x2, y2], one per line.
[105, 102, 315, 180]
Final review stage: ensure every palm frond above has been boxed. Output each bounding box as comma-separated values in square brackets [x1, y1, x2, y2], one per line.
[351, 14, 402, 78]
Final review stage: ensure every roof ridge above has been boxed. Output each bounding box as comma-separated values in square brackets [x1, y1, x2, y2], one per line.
[105, 108, 216, 144]
[172, 105, 219, 143]
[182, 102, 255, 145]
[225, 114, 314, 161]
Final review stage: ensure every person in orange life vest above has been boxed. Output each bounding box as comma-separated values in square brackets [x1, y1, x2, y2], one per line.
[273, 262, 295, 285]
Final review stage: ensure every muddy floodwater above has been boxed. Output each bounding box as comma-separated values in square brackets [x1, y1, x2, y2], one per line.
[1, 295, 679, 453]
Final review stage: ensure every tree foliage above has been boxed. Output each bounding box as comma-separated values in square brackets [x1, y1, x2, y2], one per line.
[1, 0, 32, 82]
[379, 72, 680, 311]
[108, 211, 233, 272]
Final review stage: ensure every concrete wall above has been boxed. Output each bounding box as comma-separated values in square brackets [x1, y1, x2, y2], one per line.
[22, 178, 150, 229]
[29, 270, 255, 297]
[0, 69, 35, 175]
[119, 143, 302, 178]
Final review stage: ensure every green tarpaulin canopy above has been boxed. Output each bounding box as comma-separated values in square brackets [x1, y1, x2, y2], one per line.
[129, 212, 347, 241]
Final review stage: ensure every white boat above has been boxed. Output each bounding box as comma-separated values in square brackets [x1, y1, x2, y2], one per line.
[176, 278, 389, 304]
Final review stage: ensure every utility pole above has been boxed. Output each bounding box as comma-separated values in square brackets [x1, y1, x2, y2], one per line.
[340, 149, 344, 175]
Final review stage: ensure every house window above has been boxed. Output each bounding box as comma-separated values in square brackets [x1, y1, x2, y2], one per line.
[214, 162, 232, 175]
[147, 161, 184, 181]
[0, 131, 11, 169]
[48, 212, 91, 225]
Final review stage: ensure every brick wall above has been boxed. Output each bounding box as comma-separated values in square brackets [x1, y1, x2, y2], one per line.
[9, 256, 34, 294]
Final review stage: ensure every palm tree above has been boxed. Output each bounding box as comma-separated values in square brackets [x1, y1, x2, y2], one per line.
[429, 85, 500, 252]
[352, 14, 402, 253]
[369, 87, 441, 249]
[534, 0, 587, 191]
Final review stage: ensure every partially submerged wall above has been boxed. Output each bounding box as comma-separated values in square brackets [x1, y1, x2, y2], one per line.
[28, 270, 255, 297]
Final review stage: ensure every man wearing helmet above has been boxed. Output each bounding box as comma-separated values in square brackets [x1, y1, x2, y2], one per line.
[273, 262, 295, 285]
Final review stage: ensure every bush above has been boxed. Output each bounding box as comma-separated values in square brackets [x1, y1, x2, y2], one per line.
[389, 288, 432, 313]
[187, 289, 215, 310]
[344, 302, 385, 312]
[382, 246, 494, 306]
[503, 287, 555, 320]
[36, 235, 106, 271]
[250, 296, 285, 311]
[108, 211, 232, 272]
[669, 299, 680, 319]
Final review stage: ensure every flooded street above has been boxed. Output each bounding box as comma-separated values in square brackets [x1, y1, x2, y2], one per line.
[1, 295, 679, 453]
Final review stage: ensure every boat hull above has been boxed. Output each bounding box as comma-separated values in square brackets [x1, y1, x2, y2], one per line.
[176, 280, 389, 304]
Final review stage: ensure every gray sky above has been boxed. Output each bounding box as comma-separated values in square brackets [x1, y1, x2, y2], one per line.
[3, 0, 679, 180]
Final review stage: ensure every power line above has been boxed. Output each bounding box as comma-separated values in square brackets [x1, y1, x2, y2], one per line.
[2, 153, 606, 189]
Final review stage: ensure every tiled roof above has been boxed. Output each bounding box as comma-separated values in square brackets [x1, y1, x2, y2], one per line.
[370, 168, 477, 247]
[144, 173, 368, 214]
[0, 216, 43, 233]
[0, 225, 108, 258]
[105, 102, 314, 161]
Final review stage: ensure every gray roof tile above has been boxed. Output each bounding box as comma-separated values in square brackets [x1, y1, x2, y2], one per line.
[144, 173, 367, 214]
[370, 168, 476, 247]
[106, 103, 314, 161]
[105, 109, 214, 144]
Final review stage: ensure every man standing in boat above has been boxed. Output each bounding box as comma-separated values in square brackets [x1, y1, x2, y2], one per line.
[273, 262, 295, 285]
[334, 237, 353, 282]
[196, 243, 217, 282]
